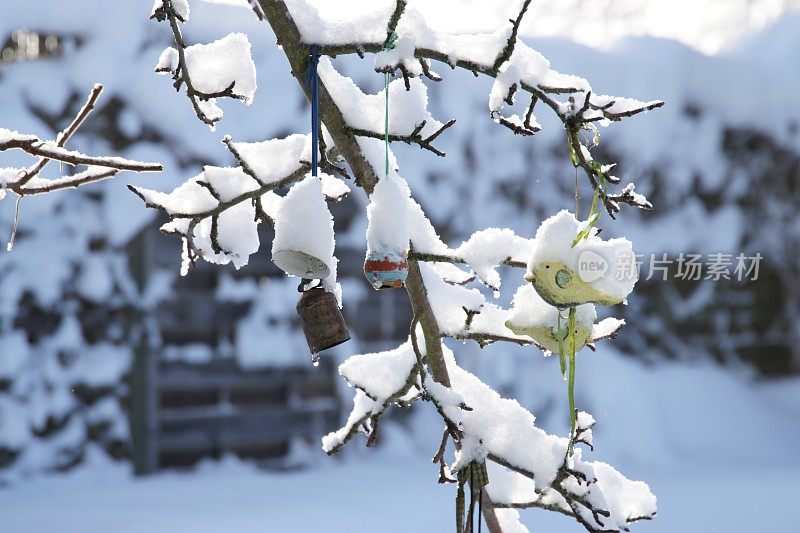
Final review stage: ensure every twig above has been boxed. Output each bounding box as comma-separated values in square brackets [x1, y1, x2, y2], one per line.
[432, 426, 456, 484]
[14, 84, 104, 188]
[1, 139, 161, 173]
[492, 0, 533, 70]
[349, 119, 455, 157]
[448, 331, 535, 348]
[407, 250, 527, 269]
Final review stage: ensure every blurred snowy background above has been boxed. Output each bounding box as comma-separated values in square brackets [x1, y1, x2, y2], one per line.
[0, 0, 798, 531]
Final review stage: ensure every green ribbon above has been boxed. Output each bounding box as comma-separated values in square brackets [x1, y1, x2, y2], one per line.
[384, 32, 398, 178]
[567, 305, 577, 455]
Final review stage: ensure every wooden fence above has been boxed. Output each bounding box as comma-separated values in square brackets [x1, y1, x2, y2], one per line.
[130, 346, 339, 474]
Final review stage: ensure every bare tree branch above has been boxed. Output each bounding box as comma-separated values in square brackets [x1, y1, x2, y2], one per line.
[13, 84, 104, 189]
[0, 138, 162, 173]
[492, 0, 533, 71]
[407, 250, 527, 270]
[349, 119, 455, 157]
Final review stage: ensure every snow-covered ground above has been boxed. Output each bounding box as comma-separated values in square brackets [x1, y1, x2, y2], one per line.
[1, 453, 797, 533]
[2, 349, 798, 532]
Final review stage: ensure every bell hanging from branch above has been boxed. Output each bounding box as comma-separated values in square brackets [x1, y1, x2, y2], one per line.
[363, 174, 410, 290]
[271, 174, 334, 279]
[296, 279, 350, 357]
[272, 175, 350, 357]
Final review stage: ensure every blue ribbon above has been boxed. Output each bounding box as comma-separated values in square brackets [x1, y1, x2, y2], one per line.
[305, 45, 320, 177]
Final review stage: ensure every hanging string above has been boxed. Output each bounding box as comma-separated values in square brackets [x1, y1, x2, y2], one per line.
[383, 33, 397, 178]
[305, 45, 320, 177]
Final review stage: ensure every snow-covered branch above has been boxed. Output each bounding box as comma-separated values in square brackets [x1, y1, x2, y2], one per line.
[0, 84, 162, 199]
[275, 0, 662, 215]
[0, 135, 162, 174]
[151, 0, 256, 128]
[129, 133, 350, 270]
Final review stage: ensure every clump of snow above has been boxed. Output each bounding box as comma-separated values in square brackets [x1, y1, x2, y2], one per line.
[0, 128, 37, 145]
[494, 509, 530, 533]
[283, 0, 392, 45]
[450, 434, 487, 473]
[435, 344, 568, 490]
[271, 174, 336, 279]
[591, 317, 626, 342]
[321, 389, 376, 454]
[132, 164, 260, 218]
[226, 134, 308, 185]
[131, 175, 218, 216]
[490, 62, 521, 114]
[202, 166, 259, 201]
[366, 175, 410, 255]
[319, 57, 445, 140]
[374, 36, 422, 77]
[183, 33, 257, 103]
[539, 69, 592, 92]
[320, 173, 350, 201]
[407, 196, 450, 255]
[592, 460, 658, 524]
[575, 410, 596, 447]
[489, 45, 549, 131]
[154, 47, 179, 73]
[455, 227, 534, 291]
[151, 0, 190, 22]
[419, 263, 487, 333]
[338, 340, 417, 403]
[194, 199, 259, 269]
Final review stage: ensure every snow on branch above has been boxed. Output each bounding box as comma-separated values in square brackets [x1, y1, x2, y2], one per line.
[152, 1, 257, 129]
[330, 336, 656, 530]
[420, 263, 535, 348]
[0, 134, 162, 174]
[280, 0, 663, 213]
[129, 133, 350, 271]
[319, 58, 455, 156]
[323, 339, 422, 454]
[432, 345, 656, 531]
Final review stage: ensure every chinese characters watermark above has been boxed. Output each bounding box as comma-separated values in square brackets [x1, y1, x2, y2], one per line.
[578, 251, 763, 282]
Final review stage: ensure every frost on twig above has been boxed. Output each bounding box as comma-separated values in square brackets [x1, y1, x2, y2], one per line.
[151, 1, 257, 129]
[0, 84, 161, 199]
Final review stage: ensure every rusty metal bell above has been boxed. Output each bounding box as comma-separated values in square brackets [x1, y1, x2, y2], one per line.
[296, 286, 350, 354]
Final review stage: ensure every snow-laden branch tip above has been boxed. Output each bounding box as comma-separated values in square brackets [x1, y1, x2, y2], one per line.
[152, 1, 256, 129]
[318, 58, 455, 156]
